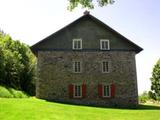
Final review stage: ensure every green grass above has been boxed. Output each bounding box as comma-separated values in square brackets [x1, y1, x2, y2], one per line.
[0, 98, 160, 120]
[0, 85, 28, 98]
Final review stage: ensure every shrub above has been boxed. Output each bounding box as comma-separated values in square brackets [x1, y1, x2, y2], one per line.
[0, 86, 13, 98]
[139, 91, 149, 103]
[8, 88, 29, 98]
[0, 85, 29, 98]
[148, 91, 156, 100]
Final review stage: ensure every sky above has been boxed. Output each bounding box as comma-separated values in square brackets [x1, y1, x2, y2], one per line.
[0, 0, 160, 94]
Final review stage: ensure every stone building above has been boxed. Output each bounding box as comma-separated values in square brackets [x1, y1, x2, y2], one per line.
[31, 11, 143, 107]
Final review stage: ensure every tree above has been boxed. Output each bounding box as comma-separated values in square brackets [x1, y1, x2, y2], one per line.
[150, 59, 160, 100]
[68, 0, 115, 11]
[0, 46, 5, 84]
[0, 31, 36, 95]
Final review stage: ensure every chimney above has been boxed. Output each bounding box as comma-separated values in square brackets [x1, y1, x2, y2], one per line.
[83, 10, 90, 15]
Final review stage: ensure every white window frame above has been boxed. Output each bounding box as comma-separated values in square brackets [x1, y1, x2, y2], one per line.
[100, 39, 110, 50]
[102, 61, 109, 73]
[103, 85, 111, 97]
[73, 61, 82, 73]
[72, 39, 82, 50]
[73, 84, 82, 98]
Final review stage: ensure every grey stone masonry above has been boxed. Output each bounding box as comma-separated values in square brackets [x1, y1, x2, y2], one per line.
[36, 50, 138, 107]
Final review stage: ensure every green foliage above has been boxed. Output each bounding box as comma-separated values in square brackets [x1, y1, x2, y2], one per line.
[0, 31, 36, 95]
[0, 85, 28, 98]
[148, 91, 156, 100]
[0, 86, 13, 98]
[68, 0, 115, 11]
[8, 88, 29, 98]
[0, 98, 160, 120]
[150, 59, 160, 100]
[139, 91, 160, 103]
[139, 91, 150, 103]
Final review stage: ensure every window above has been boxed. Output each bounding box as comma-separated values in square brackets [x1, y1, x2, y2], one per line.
[73, 39, 82, 50]
[73, 61, 81, 73]
[74, 85, 82, 98]
[68, 84, 86, 98]
[100, 39, 110, 50]
[98, 84, 115, 98]
[102, 61, 109, 73]
[103, 85, 110, 97]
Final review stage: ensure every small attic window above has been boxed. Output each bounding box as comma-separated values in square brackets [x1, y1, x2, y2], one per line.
[100, 39, 110, 50]
[73, 39, 82, 50]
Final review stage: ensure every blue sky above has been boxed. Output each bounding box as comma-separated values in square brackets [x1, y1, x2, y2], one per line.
[0, 0, 160, 94]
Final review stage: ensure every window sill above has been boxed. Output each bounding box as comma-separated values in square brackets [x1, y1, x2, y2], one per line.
[102, 96, 111, 98]
[102, 72, 109, 73]
[72, 49, 82, 50]
[100, 49, 110, 51]
[73, 72, 82, 73]
[73, 96, 82, 99]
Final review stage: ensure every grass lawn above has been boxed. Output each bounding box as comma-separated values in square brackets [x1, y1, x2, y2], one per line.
[0, 98, 160, 120]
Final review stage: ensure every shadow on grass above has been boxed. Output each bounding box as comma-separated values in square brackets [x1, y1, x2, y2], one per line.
[137, 104, 160, 110]
[44, 99, 160, 110]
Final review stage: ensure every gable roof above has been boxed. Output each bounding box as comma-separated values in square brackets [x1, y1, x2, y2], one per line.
[31, 13, 143, 54]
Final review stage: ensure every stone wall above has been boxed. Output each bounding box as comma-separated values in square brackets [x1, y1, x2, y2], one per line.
[36, 51, 138, 107]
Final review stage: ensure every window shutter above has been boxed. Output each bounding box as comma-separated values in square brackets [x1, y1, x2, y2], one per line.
[98, 84, 103, 97]
[68, 84, 74, 98]
[82, 84, 86, 98]
[111, 84, 116, 98]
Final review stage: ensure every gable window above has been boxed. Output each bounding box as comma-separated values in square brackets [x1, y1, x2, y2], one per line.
[103, 85, 110, 97]
[102, 61, 109, 73]
[73, 39, 82, 50]
[100, 39, 110, 50]
[73, 61, 81, 73]
[74, 85, 82, 98]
